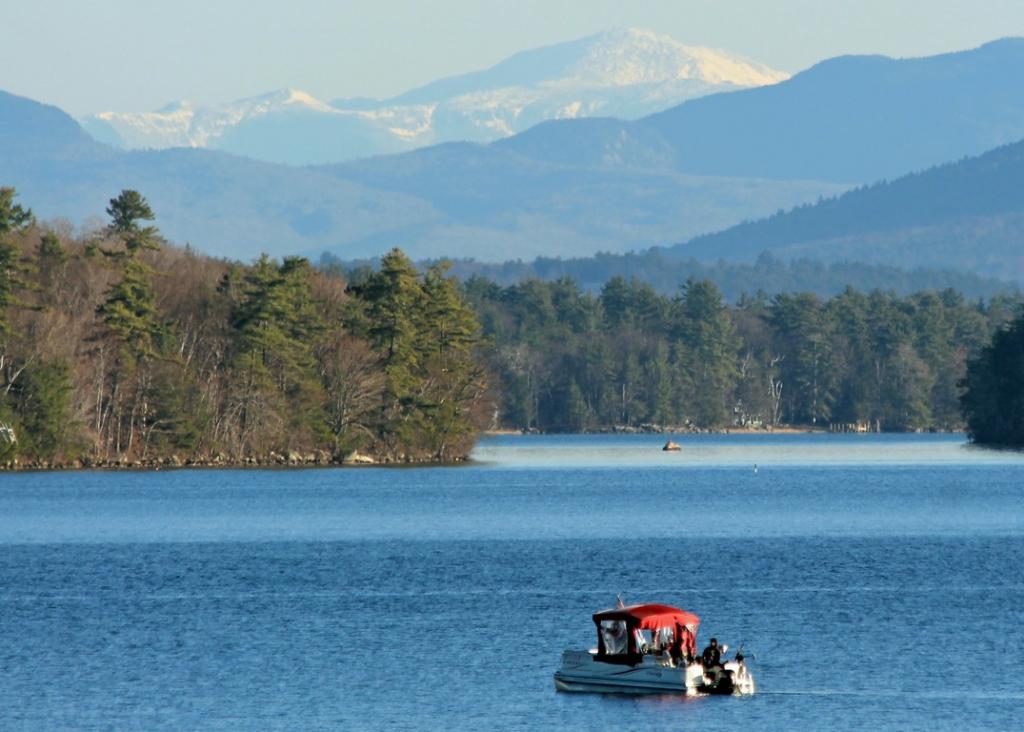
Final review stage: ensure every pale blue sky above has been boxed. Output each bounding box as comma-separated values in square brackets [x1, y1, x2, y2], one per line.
[5, 0, 1024, 114]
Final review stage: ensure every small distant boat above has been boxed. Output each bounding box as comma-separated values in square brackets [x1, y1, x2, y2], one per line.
[553, 602, 755, 696]
[662, 440, 681, 451]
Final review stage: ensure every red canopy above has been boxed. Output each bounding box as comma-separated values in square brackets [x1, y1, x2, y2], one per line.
[593, 603, 700, 630]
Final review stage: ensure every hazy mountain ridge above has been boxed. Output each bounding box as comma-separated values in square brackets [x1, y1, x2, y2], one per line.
[79, 28, 787, 165]
[672, 139, 1024, 279]
[5, 39, 1024, 273]
[636, 37, 1024, 182]
[0, 91, 111, 162]
[488, 37, 1024, 185]
[2, 89, 842, 262]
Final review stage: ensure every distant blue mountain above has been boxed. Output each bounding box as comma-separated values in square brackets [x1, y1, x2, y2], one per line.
[0, 91, 110, 161]
[494, 38, 1024, 185]
[0, 91, 437, 262]
[5, 38, 1024, 271]
[668, 139, 1024, 279]
[637, 38, 1024, 182]
[0, 91, 839, 262]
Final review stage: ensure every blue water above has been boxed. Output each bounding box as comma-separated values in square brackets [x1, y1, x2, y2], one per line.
[1, 433, 1022, 730]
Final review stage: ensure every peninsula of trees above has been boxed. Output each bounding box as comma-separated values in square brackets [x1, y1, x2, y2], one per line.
[0, 188, 488, 468]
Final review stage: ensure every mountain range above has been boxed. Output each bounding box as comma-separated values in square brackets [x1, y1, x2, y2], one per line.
[4, 37, 1024, 275]
[0, 90, 840, 262]
[438, 136, 1024, 292]
[671, 138, 1024, 279]
[80, 29, 787, 166]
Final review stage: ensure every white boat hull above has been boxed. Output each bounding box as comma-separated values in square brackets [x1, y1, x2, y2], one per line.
[553, 650, 755, 696]
[553, 650, 704, 695]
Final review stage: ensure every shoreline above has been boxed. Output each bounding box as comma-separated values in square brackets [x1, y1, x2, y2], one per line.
[0, 450, 470, 473]
[5, 428, 971, 472]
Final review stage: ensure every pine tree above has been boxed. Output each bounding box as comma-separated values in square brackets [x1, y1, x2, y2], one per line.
[672, 279, 740, 427]
[93, 190, 164, 360]
[420, 263, 482, 366]
[360, 248, 424, 366]
[0, 187, 36, 408]
[600, 276, 632, 329]
[352, 249, 426, 455]
[229, 254, 326, 452]
[770, 292, 835, 425]
[346, 251, 487, 459]
[8, 359, 75, 460]
[35, 232, 69, 309]
[87, 190, 167, 457]
[0, 187, 34, 335]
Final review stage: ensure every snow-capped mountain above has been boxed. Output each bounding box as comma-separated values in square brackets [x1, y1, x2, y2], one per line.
[80, 28, 788, 165]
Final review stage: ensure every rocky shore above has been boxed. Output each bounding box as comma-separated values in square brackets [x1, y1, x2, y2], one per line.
[1, 449, 469, 472]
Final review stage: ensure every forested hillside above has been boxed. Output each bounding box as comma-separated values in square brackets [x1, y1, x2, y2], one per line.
[675, 139, 1024, 278]
[464, 275, 1021, 433]
[0, 188, 489, 467]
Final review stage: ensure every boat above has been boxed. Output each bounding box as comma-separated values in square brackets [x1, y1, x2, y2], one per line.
[553, 602, 755, 696]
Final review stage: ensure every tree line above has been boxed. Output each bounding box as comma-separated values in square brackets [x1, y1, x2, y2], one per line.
[2, 186, 1022, 467]
[324, 249, 1017, 303]
[0, 187, 488, 466]
[463, 274, 1022, 433]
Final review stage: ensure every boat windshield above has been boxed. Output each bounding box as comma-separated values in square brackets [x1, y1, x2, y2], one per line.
[635, 627, 675, 652]
[599, 619, 628, 655]
[652, 626, 674, 650]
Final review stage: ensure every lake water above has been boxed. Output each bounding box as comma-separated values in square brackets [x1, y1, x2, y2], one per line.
[1, 433, 1022, 730]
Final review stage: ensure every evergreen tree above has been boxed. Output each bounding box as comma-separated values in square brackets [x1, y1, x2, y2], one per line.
[600, 276, 632, 329]
[0, 187, 37, 415]
[672, 279, 739, 426]
[641, 342, 674, 426]
[417, 263, 487, 459]
[35, 232, 69, 309]
[359, 248, 424, 365]
[93, 190, 164, 360]
[960, 312, 1024, 446]
[884, 343, 934, 430]
[561, 378, 589, 432]
[86, 190, 168, 457]
[0, 187, 34, 335]
[771, 293, 835, 425]
[8, 359, 75, 459]
[145, 360, 210, 455]
[827, 288, 875, 425]
[352, 248, 426, 453]
[229, 254, 326, 452]
[420, 263, 481, 365]
[344, 250, 488, 459]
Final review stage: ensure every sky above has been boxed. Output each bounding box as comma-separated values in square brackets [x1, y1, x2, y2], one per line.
[4, 0, 1024, 115]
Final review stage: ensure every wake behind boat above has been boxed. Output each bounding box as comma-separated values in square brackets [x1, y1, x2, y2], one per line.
[553, 601, 755, 696]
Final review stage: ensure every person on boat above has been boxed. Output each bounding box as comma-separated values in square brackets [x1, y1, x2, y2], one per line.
[702, 637, 724, 686]
[702, 637, 722, 667]
[681, 626, 696, 661]
[667, 633, 682, 667]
